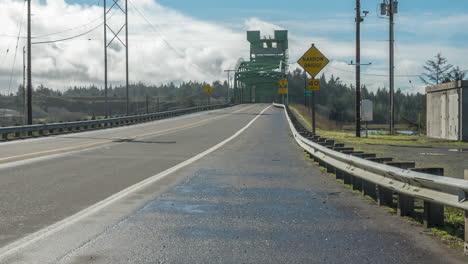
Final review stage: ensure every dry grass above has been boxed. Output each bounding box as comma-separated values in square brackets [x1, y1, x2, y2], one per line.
[290, 104, 468, 147]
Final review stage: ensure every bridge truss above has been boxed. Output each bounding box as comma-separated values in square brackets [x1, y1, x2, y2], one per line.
[234, 30, 289, 103]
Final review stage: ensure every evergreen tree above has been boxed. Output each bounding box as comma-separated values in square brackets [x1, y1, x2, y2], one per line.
[420, 53, 453, 85]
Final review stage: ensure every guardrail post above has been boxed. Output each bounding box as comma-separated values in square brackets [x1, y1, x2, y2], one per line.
[318, 158, 326, 169]
[335, 168, 344, 180]
[387, 162, 416, 217]
[377, 186, 394, 207]
[326, 163, 335, 174]
[347, 153, 377, 198]
[465, 169, 468, 254]
[411, 168, 445, 228]
[362, 180, 377, 200]
[368, 158, 394, 207]
[352, 174, 363, 192]
[343, 171, 352, 185]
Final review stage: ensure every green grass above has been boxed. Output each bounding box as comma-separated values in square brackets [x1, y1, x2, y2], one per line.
[435, 207, 466, 247]
[430, 228, 465, 249]
[384, 206, 397, 215]
[289, 105, 468, 147]
[296, 117, 466, 251]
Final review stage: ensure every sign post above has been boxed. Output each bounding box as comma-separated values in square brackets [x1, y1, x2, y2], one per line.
[297, 44, 329, 134]
[361, 99, 373, 138]
[278, 78, 288, 105]
[204, 85, 213, 105]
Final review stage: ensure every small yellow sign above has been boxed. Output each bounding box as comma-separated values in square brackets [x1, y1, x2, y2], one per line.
[278, 88, 288, 94]
[298, 44, 329, 77]
[204, 85, 213, 94]
[279, 78, 288, 88]
[307, 79, 320, 91]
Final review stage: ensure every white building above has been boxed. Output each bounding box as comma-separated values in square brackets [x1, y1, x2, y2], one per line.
[426, 81, 468, 141]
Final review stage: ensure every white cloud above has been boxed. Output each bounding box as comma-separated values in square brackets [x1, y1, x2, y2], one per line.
[0, 0, 467, 95]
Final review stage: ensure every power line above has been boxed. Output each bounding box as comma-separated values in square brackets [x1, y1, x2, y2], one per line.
[6, 0, 26, 97]
[31, 8, 119, 45]
[32, 2, 103, 39]
[127, 0, 217, 80]
[0, 0, 102, 41]
[327, 65, 421, 77]
[31, 22, 102, 44]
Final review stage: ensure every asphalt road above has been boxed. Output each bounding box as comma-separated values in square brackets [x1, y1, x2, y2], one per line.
[0, 104, 263, 248]
[1, 104, 467, 263]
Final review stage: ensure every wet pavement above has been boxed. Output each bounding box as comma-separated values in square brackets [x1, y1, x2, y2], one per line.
[47, 106, 465, 264]
[3, 106, 466, 263]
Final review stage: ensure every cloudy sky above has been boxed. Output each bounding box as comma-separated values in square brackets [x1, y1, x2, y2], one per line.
[0, 0, 467, 95]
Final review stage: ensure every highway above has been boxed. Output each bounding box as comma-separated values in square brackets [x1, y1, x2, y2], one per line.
[0, 104, 466, 263]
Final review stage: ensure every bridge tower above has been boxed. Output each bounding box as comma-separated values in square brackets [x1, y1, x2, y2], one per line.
[234, 30, 289, 103]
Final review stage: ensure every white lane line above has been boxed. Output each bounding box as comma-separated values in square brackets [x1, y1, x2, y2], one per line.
[0, 105, 257, 170]
[0, 104, 272, 261]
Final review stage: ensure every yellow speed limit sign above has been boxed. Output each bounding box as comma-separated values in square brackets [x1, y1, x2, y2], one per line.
[307, 79, 320, 91]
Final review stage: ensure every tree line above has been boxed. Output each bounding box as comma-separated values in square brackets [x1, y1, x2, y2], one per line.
[286, 68, 425, 125]
[1, 53, 463, 126]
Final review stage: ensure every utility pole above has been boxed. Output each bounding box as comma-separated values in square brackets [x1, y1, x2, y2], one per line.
[146, 95, 149, 114]
[125, 0, 129, 116]
[23, 46, 26, 124]
[381, 1, 398, 134]
[353, 1, 370, 138]
[27, 0, 32, 125]
[389, 3, 395, 135]
[156, 96, 160, 112]
[224, 69, 235, 103]
[355, 0, 361, 138]
[104, 0, 108, 118]
[104, 0, 129, 117]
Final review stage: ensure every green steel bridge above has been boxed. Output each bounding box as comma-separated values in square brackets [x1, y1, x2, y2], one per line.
[233, 30, 289, 104]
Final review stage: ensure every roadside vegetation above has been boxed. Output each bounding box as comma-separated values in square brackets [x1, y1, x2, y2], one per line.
[0, 81, 229, 126]
[290, 105, 468, 147]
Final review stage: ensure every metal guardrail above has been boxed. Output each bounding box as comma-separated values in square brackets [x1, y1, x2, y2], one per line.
[274, 103, 468, 252]
[0, 104, 229, 141]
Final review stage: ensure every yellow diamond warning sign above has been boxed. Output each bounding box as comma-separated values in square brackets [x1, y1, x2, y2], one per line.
[204, 85, 213, 94]
[298, 44, 329, 77]
[279, 78, 288, 88]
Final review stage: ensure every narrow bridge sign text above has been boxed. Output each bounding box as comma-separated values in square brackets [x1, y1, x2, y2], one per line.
[298, 44, 329, 77]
